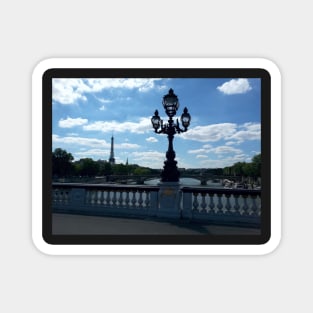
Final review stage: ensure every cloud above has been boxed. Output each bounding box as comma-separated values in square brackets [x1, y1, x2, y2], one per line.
[198, 154, 249, 168]
[217, 78, 252, 95]
[227, 122, 261, 143]
[181, 123, 237, 142]
[181, 122, 260, 144]
[188, 148, 209, 154]
[58, 117, 88, 128]
[52, 79, 88, 104]
[117, 143, 141, 149]
[52, 134, 140, 149]
[85, 79, 161, 92]
[188, 145, 242, 156]
[94, 96, 112, 104]
[146, 137, 158, 143]
[130, 150, 165, 168]
[83, 117, 152, 134]
[53, 134, 109, 148]
[225, 141, 239, 146]
[211, 146, 242, 154]
[52, 78, 162, 104]
[75, 149, 110, 158]
[66, 133, 79, 136]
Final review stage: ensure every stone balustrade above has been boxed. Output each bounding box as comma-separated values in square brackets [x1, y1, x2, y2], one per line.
[181, 187, 261, 226]
[52, 183, 261, 227]
[52, 183, 159, 219]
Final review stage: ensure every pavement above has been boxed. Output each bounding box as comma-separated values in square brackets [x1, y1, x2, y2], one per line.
[52, 213, 260, 235]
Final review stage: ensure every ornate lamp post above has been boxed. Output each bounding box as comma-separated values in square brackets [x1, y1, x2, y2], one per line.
[151, 88, 191, 182]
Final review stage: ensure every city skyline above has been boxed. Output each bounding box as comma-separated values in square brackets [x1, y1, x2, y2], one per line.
[52, 78, 261, 169]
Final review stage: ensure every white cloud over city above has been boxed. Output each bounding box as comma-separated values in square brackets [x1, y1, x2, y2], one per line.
[58, 117, 88, 128]
[53, 78, 163, 105]
[217, 78, 252, 95]
[83, 118, 152, 134]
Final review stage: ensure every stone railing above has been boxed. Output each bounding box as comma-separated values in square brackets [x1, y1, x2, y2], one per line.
[52, 183, 261, 226]
[181, 187, 261, 226]
[52, 183, 159, 218]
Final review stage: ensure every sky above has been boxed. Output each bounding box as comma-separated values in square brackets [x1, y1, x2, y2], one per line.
[52, 78, 261, 169]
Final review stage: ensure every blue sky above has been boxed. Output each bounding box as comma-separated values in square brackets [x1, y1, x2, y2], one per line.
[52, 78, 261, 169]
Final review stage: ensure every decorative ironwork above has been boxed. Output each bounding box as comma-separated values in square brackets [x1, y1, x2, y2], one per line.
[151, 89, 191, 182]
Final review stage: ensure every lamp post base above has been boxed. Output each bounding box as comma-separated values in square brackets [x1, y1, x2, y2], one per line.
[160, 167, 180, 182]
[160, 147, 180, 182]
[157, 182, 181, 219]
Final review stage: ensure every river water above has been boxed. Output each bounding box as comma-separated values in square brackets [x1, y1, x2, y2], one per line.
[144, 177, 222, 188]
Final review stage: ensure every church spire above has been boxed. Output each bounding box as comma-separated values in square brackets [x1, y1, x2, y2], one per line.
[109, 135, 115, 165]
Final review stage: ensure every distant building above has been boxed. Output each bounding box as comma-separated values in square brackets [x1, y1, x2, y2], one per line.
[108, 136, 115, 165]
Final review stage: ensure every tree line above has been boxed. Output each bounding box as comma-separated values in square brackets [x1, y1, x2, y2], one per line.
[222, 154, 261, 179]
[52, 148, 261, 180]
[52, 148, 157, 179]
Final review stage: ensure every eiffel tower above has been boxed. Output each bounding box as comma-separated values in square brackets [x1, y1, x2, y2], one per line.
[108, 135, 115, 165]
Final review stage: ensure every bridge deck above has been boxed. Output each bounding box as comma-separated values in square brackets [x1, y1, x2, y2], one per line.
[52, 213, 261, 235]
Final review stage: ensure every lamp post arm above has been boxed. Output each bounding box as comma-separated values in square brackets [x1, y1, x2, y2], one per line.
[175, 124, 189, 134]
[154, 128, 164, 134]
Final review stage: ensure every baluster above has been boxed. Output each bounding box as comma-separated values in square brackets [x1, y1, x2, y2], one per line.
[257, 195, 262, 216]
[59, 190, 64, 203]
[106, 190, 111, 206]
[125, 191, 130, 208]
[91, 190, 97, 205]
[138, 191, 143, 208]
[112, 191, 117, 208]
[57, 189, 62, 203]
[87, 190, 92, 204]
[145, 191, 150, 208]
[99, 190, 104, 205]
[200, 192, 207, 212]
[131, 190, 137, 208]
[85, 190, 90, 205]
[96, 190, 101, 205]
[53, 189, 59, 203]
[65, 190, 70, 204]
[61, 190, 66, 203]
[251, 194, 258, 216]
[192, 192, 199, 211]
[225, 194, 231, 213]
[216, 194, 223, 214]
[233, 194, 241, 215]
[59, 190, 65, 204]
[208, 193, 215, 213]
[242, 195, 249, 215]
[118, 191, 124, 207]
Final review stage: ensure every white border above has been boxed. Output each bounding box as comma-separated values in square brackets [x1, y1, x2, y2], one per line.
[32, 58, 281, 255]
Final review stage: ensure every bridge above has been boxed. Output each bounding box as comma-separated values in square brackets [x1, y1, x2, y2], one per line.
[52, 182, 261, 228]
[103, 174, 242, 185]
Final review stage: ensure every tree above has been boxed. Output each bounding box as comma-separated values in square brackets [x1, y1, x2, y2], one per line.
[232, 162, 245, 176]
[133, 167, 152, 176]
[76, 158, 99, 177]
[251, 154, 261, 178]
[97, 160, 113, 176]
[52, 148, 74, 177]
[113, 163, 129, 175]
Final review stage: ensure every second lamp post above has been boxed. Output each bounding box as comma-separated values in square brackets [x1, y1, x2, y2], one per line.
[151, 88, 191, 182]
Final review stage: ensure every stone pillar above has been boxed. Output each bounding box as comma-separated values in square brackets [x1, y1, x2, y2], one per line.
[157, 182, 181, 219]
[69, 188, 86, 212]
